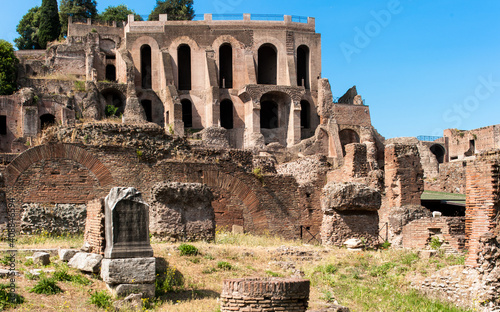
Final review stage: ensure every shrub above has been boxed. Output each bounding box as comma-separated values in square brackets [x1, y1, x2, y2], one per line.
[89, 290, 112, 309]
[217, 261, 232, 270]
[105, 104, 119, 117]
[0, 40, 19, 95]
[178, 244, 199, 256]
[155, 266, 184, 295]
[52, 268, 72, 282]
[29, 277, 62, 295]
[71, 274, 92, 286]
[429, 236, 443, 250]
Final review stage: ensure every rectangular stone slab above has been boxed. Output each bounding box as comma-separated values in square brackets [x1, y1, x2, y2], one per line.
[101, 257, 156, 284]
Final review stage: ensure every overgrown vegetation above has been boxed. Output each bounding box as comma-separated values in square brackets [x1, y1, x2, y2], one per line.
[88, 290, 112, 310]
[105, 104, 119, 117]
[0, 40, 19, 95]
[178, 243, 199, 256]
[0, 283, 24, 310]
[29, 276, 62, 295]
[74, 80, 86, 92]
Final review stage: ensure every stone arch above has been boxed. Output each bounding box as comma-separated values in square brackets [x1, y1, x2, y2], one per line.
[339, 129, 360, 156]
[219, 43, 232, 89]
[200, 170, 264, 233]
[101, 88, 126, 116]
[40, 113, 56, 130]
[4, 144, 113, 187]
[141, 45, 152, 89]
[177, 44, 191, 90]
[430, 144, 446, 164]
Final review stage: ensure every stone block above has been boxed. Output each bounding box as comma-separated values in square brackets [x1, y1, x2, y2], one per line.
[68, 252, 103, 273]
[59, 249, 78, 262]
[321, 182, 380, 212]
[343, 238, 364, 249]
[107, 283, 155, 298]
[32, 252, 50, 266]
[101, 257, 156, 284]
[232, 225, 244, 234]
[104, 187, 153, 259]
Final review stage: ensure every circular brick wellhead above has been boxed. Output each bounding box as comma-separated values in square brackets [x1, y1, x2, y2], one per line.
[221, 277, 310, 312]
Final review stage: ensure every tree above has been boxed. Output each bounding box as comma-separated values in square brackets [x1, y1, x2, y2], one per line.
[59, 0, 98, 36]
[99, 4, 143, 23]
[148, 0, 194, 21]
[0, 40, 19, 95]
[14, 7, 42, 50]
[39, 0, 61, 49]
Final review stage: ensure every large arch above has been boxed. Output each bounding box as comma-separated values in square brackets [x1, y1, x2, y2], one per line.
[258, 44, 277, 85]
[220, 99, 234, 129]
[4, 144, 113, 187]
[430, 144, 446, 164]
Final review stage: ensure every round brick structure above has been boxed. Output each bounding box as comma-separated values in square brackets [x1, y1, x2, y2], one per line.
[221, 278, 310, 312]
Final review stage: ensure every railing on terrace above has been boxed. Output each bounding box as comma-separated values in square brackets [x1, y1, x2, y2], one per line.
[417, 135, 443, 142]
[251, 14, 284, 21]
[212, 14, 244, 21]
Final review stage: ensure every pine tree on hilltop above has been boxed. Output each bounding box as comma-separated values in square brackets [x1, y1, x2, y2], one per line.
[148, 0, 194, 21]
[39, 0, 61, 48]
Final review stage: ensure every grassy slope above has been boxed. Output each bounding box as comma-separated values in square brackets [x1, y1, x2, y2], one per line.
[0, 232, 472, 312]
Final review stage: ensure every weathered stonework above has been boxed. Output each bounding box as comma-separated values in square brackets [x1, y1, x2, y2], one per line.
[20, 203, 86, 234]
[149, 182, 215, 241]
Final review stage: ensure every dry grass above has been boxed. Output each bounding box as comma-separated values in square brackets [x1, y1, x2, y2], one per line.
[0, 232, 472, 311]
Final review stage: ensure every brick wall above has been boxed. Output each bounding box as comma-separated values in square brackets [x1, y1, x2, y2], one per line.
[465, 151, 500, 266]
[424, 161, 466, 194]
[402, 217, 465, 251]
[84, 198, 105, 255]
[444, 125, 500, 160]
[221, 278, 310, 312]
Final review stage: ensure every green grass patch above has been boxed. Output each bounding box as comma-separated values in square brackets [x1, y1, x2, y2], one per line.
[89, 290, 112, 309]
[178, 244, 199, 256]
[29, 277, 62, 295]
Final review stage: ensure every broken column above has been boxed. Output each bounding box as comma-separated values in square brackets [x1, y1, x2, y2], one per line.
[321, 182, 381, 247]
[101, 187, 155, 298]
[149, 182, 215, 241]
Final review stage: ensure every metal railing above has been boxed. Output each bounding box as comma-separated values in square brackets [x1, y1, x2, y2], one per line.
[291, 15, 308, 23]
[251, 14, 284, 21]
[212, 14, 244, 20]
[417, 135, 443, 142]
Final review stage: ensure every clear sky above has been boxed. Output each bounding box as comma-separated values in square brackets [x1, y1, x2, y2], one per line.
[1, 0, 499, 139]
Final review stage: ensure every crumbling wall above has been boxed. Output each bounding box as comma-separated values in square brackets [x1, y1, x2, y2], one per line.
[20, 203, 86, 234]
[464, 150, 500, 267]
[381, 143, 429, 246]
[83, 198, 105, 255]
[149, 182, 215, 241]
[402, 216, 465, 251]
[445, 126, 500, 160]
[321, 182, 381, 247]
[424, 161, 466, 194]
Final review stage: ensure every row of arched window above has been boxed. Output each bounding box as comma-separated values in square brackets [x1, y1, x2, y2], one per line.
[139, 43, 311, 90]
[179, 99, 311, 130]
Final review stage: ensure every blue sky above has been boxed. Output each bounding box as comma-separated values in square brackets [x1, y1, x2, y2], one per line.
[1, 1, 499, 139]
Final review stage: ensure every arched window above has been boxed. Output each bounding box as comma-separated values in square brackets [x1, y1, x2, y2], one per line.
[141, 100, 153, 122]
[258, 44, 277, 85]
[430, 144, 445, 164]
[339, 129, 360, 156]
[181, 99, 192, 127]
[219, 43, 232, 89]
[220, 99, 233, 129]
[105, 64, 116, 82]
[300, 100, 310, 129]
[260, 101, 278, 129]
[141, 45, 152, 89]
[40, 114, 56, 130]
[178, 45, 191, 90]
[101, 88, 126, 117]
[297, 45, 309, 89]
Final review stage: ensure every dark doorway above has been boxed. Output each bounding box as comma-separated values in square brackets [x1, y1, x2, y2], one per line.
[300, 100, 310, 129]
[339, 129, 360, 156]
[430, 144, 445, 164]
[0, 116, 6, 135]
[141, 100, 153, 122]
[220, 99, 234, 129]
[102, 88, 125, 117]
[40, 114, 56, 130]
[105, 64, 116, 82]
[178, 45, 191, 90]
[258, 44, 277, 85]
[141, 45, 152, 89]
[260, 101, 278, 129]
[181, 99, 193, 127]
[219, 44, 232, 89]
[297, 45, 309, 89]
